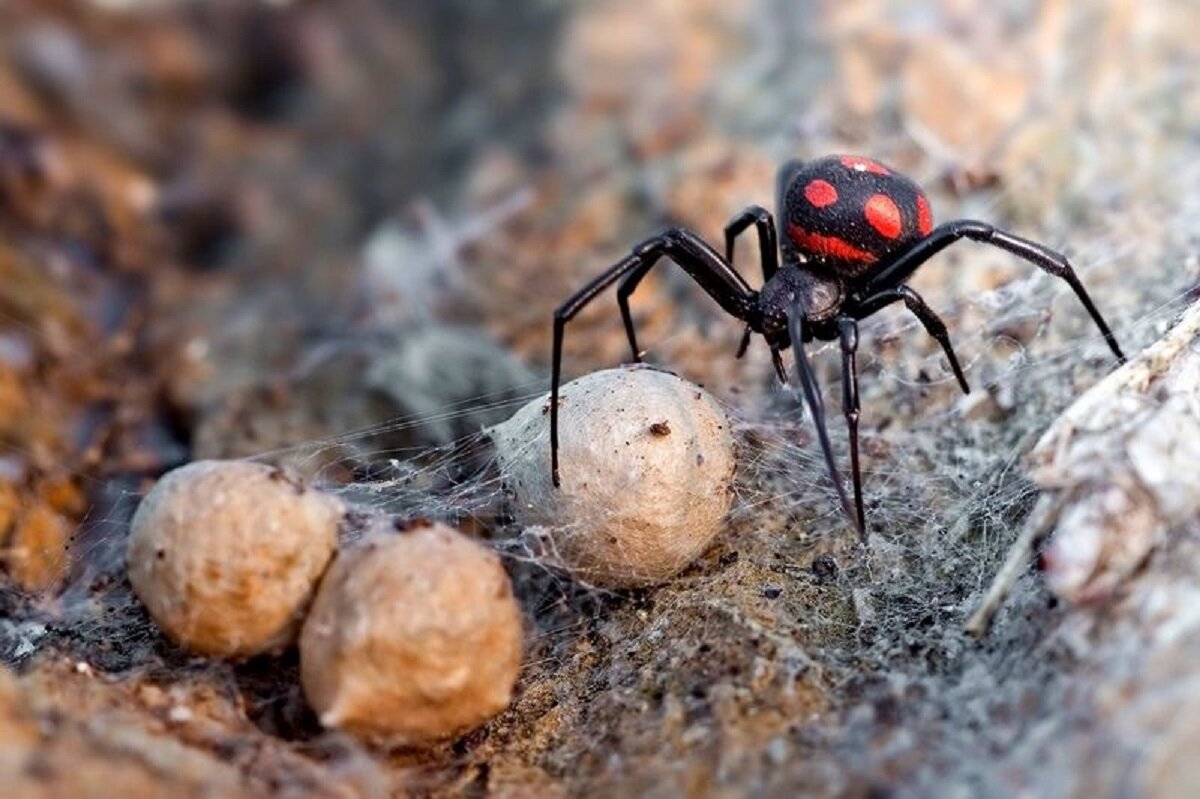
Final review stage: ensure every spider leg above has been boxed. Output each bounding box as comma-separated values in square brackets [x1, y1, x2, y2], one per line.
[854, 285, 971, 394]
[724, 205, 779, 360]
[786, 299, 864, 540]
[859, 220, 1125, 363]
[837, 316, 866, 532]
[554, 229, 756, 486]
[770, 347, 787, 384]
[724, 205, 779, 279]
[615, 228, 754, 363]
[616, 260, 653, 362]
[736, 326, 754, 358]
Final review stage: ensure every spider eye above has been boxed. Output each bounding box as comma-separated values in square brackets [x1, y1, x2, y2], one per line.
[762, 313, 789, 347]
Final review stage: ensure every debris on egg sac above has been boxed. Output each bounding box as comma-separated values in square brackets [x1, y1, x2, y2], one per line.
[127, 460, 344, 658]
[487, 365, 736, 589]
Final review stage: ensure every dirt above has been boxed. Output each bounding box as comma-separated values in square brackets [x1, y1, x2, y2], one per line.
[1, 0, 1198, 797]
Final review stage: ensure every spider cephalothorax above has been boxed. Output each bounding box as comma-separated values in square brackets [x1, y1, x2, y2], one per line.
[550, 155, 1125, 539]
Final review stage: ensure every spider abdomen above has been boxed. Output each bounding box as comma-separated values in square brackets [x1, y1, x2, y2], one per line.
[783, 155, 933, 276]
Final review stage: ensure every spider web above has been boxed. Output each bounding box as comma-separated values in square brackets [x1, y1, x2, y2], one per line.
[9, 256, 1187, 793]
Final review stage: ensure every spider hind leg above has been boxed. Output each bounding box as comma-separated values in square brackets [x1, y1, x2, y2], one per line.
[861, 219, 1125, 364]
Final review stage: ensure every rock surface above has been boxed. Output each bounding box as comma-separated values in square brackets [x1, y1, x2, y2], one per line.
[0, 0, 1196, 796]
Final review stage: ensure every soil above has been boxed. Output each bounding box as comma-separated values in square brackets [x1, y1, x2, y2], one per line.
[1, 1, 1198, 797]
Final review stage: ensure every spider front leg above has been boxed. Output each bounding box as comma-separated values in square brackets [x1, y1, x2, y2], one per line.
[553, 229, 756, 487]
[724, 205, 779, 281]
[860, 220, 1125, 363]
[723, 205, 779, 360]
[786, 300, 864, 539]
[837, 316, 866, 532]
[615, 226, 755, 363]
[853, 285, 971, 394]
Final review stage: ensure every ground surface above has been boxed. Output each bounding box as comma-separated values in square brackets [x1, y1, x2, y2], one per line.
[1, 1, 1199, 797]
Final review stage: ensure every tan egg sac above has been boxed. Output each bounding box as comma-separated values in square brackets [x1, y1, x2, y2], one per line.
[299, 523, 523, 745]
[127, 460, 343, 658]
[488, 365, 736, 589]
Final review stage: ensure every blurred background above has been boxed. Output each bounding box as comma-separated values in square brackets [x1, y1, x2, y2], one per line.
[0, 0, 1197, 796]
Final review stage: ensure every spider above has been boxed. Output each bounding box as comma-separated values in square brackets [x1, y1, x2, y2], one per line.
[550, 154, 1125, 539]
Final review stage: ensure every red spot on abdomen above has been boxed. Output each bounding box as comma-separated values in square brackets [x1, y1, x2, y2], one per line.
[788, 224, 878, 264]
[916, 194, 934, 236]
[864, 194, 903, 239]
[840, 156, 890, 175]
[804, 179, 838, 208]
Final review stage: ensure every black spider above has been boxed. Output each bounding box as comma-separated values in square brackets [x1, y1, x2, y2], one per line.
[550, 155, 1125, 538]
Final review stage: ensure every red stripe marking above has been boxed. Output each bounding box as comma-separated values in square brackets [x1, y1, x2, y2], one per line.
[804, 179, 838, 208]
[916, 194, 933, 235]
[840, 155, 890, 175]
[788, 223, 877, 264]
[864, 194, 903, 239]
